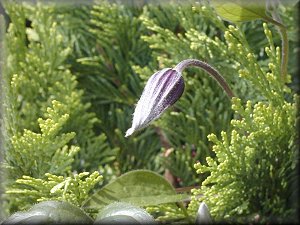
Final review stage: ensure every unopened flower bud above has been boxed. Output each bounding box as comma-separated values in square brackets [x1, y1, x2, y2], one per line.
[125, 59, 234, 137]
[125, 68, 184, 137]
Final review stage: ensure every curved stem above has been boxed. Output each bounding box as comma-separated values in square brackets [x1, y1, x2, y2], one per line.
[278, 25, 288, 82]
[264, 16, 289, 83]
[174, 59, 235, 99]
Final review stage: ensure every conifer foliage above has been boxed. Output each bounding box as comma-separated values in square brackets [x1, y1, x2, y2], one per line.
[0, 0, 298, 223]
[1, 2, 111, 212]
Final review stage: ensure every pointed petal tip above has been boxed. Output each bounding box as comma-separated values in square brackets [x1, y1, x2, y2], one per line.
[196, 202, 212, 224]
[125, 128, 135, 138]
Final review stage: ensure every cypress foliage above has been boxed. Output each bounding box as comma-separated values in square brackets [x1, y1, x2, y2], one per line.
[188, 9, 298, 224]
[0, 0, 298, 223]
[1, 3, 112, 213]
[75, 1, 162, 174]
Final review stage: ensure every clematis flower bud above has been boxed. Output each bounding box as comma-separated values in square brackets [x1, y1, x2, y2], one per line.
[125, 59, 235, 137]
[125, 68, 184, 137]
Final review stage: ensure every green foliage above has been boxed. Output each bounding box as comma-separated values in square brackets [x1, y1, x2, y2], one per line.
[134, 3, 244, 187]
[74, 0, 162, 174]
[1, 2, 114, 214]
[146, 203, 188, 223]
[5, 100, 79, 180]
[224, 23, 290, 102]
[193, 98, 296, 221]
[3, 2, 116, 174]
[188, 17, 298, 223]
[6, 172, 102, 210]
[0, 0, 298, 223]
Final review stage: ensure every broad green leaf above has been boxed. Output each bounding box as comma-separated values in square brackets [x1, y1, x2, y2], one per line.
[82, 170, 189, 210]
[94, 202, 155, 224]
[211, 0, 268, 22]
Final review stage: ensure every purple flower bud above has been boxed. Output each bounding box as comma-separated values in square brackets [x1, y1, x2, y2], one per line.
[125, 58, 234, 137]
[125, 68, 184, 137]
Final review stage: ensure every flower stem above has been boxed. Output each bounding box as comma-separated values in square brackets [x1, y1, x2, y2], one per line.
[264, 16, 289, 83]
[174, 59, 235, 99]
